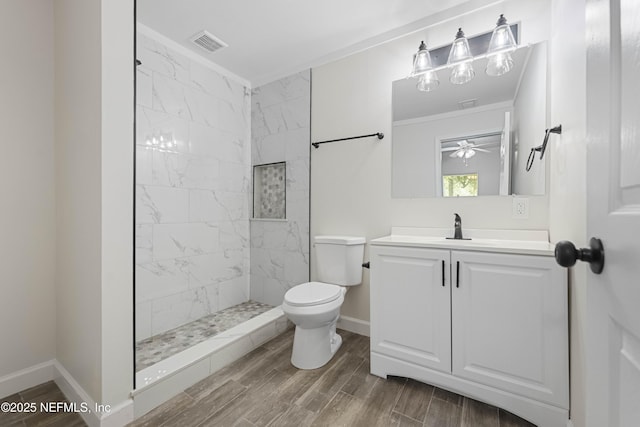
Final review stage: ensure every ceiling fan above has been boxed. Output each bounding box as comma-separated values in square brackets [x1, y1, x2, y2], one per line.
[443, 139, 493, 160]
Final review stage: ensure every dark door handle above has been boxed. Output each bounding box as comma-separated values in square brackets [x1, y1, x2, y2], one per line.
[554, 237, 605, 274]
[442, 260, 445, 287]
[456, 261, 460, 288]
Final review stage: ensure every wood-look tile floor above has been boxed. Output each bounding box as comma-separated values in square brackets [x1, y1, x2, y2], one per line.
[1, 329, 537, 427]
[130, 329, 536, 427]
[0, 381, 86, 426]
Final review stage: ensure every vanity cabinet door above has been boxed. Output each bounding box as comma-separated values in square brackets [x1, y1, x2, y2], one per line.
[451, 251, 569, 409]
[370, 245, 451, 373]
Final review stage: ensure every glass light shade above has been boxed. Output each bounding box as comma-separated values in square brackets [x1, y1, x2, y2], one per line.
[447, 28, 473, 65]
[450, 61, 475, 85]
[486, 51, 514, 76]
[412, 41, 433, 76]
[454, 148, 476, 159]
[416, 70, 440, 92]
[487, 14, 517, 55]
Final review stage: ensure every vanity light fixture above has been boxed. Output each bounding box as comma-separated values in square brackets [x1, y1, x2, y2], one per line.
[447, 28, 475, 85]
[412, 41, 440, 92]
[486, 14, 517, 76]
[410, 16, 519, 92]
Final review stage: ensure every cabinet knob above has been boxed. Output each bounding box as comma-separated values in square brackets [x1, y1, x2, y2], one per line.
[554, 238, 604, 274]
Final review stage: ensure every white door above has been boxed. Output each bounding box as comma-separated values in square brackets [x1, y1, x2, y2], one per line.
[585, 0, 640, 425]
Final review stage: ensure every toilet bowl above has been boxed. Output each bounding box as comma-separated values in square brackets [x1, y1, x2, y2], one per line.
[282, 236, 365, 370]
[282, 282, 346, 369]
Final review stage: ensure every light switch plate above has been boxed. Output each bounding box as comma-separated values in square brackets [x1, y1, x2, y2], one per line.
[512, 197, 529, 219]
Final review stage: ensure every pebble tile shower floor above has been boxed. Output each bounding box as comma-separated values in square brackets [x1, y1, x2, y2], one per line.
[136, 301, 273, 371]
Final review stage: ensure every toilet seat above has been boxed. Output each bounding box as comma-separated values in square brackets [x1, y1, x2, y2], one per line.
[284, 282, 342, 307]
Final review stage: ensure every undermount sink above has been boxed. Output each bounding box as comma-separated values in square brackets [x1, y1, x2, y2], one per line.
[442, 238, 501, 246]
[371, 227, 555, 256]
[391, 236, 516, 247]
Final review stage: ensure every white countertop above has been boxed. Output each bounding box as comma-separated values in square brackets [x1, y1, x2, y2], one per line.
[370, 227, 556, 256]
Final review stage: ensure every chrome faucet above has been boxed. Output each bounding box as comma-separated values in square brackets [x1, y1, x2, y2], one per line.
[453, 213, 463, 239]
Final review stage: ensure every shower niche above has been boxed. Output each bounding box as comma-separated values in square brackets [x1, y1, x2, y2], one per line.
[253, 162, 286, 219]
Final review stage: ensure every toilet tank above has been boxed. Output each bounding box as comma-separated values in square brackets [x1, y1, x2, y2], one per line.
[314, 236, 366, 286]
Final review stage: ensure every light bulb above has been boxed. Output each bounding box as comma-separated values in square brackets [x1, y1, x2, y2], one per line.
[412, 41, 433, 76]
[487, 14, 517, 55]
[447, 28, 473, 65]
[486, 51, 514, 76]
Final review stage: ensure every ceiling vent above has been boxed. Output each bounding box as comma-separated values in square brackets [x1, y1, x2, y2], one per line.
[458, 98, 478, 109]
[190, 30, 228, 54]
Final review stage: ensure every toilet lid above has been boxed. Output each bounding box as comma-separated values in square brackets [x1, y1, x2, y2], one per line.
[284, 282, 342, 307]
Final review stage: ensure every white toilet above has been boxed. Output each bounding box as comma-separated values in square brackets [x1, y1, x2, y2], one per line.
[282, 235, 365, 369]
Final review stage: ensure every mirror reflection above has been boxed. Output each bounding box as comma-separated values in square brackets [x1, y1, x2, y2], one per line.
[439, 131, 506, 197]
[392, 42, 547, 198]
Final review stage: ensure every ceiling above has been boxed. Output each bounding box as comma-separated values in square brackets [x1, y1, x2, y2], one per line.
[137, 0, 479, 86]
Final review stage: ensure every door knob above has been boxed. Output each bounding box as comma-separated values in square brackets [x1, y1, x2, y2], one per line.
[554, 238, 605, 274]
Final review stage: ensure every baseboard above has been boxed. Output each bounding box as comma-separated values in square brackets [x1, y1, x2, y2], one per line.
[337, 315, 370, 337]
[0, 360, 133, 427]
[0, 360, 55, 399]
[53, 362, 134, 427]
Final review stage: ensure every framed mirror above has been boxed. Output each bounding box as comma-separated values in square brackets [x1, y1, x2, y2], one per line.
[392, 41, 547, 198]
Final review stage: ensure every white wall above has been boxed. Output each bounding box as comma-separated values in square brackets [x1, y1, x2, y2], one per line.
[55, 0, 103, 403]
[311, 0, 551, 321]
[548, 0, 587, 425]
[100, 0, 134, 407]
[0, 0, 56, 380]
[55, 0, 133, 407]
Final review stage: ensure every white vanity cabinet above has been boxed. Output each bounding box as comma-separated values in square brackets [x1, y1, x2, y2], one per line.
[370, 238, 569, 427]
[370, 246, 451, 373]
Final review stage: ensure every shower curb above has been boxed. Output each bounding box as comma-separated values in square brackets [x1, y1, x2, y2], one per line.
[131, 306, 289, 419]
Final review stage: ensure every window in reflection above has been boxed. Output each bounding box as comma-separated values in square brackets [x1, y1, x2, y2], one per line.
[443, 173, 478, 197]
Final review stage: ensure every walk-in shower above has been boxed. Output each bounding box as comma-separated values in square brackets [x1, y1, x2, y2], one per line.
[133, 22, 310, 408]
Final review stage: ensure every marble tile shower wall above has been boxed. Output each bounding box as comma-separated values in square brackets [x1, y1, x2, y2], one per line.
[135, 33, 252, 341]
[250, 71, 311, 306]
